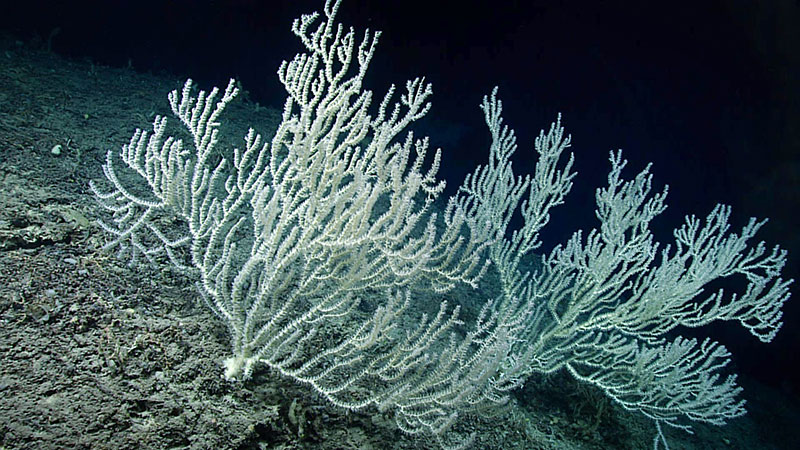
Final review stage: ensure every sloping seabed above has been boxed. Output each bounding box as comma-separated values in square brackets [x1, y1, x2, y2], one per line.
[1, 34, 797, 450]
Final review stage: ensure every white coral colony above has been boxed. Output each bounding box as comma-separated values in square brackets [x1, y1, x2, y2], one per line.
[90, 0, 791, 447]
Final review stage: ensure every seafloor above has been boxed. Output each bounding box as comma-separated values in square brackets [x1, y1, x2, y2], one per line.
[1, 34, 797, 450]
